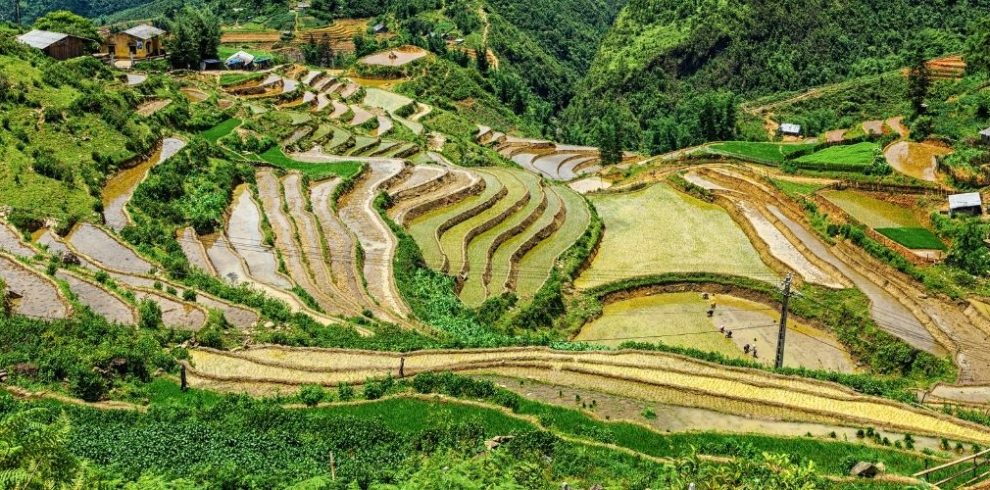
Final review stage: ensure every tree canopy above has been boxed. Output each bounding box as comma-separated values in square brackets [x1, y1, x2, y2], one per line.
[33, 10, 100, 41]
[166, 7, 221, 69]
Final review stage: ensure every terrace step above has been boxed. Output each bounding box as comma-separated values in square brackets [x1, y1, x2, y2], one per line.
[311, 178, 382, 318]
[388, 165, 447, 201]
[256, 168, 351, 316]
[406, 171, 503, 271]
[390, 168, 483, 225]
[490, 187, 563, 295]
[347, 136, 380, 156]
[512, 185, 589, 298]
[337, 159, 411, 318]
[440, 169, 531, 277]
[460, 171, 548, 306]
[282, 173, 363, 316]
[57, 270, 136, 324]
[0, 251, 71, 320]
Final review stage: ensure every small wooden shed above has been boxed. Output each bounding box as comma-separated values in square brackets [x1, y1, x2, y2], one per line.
[16, 30, 91, 60]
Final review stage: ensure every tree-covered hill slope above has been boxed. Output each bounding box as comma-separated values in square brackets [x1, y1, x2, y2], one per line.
[563, 0, 990, 152]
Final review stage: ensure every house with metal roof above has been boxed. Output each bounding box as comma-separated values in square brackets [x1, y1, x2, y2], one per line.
[17, 30, 91, 60]
[980, 127, 990, 144]
[949, 192, 983, 217]
[779, 123, 802, 136]
[101, 24, 167, 61]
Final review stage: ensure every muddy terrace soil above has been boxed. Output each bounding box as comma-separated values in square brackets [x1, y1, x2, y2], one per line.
[359, 45, 429, 67]
[884, 141, 952, 182]
[0, 253, 69, 319]
[102, 138, 186, 232]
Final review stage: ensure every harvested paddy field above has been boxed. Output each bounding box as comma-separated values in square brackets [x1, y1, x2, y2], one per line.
[575, 292, 857, 372]
[227, 184, 293, 290]
[185, 346, 990, 443]
[576, 184, 776, 289]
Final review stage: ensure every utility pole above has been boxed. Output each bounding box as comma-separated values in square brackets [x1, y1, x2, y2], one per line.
[774, 273, 793, 369]
[13, 0, 21, 26]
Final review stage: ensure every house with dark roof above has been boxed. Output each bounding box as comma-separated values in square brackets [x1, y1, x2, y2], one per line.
[102, 24, 167, 61]
[17, 30, 92, 60]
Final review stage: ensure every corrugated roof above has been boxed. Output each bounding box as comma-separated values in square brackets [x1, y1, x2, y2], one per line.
[124, 24, 166, 40]
[225, 51, 255, 65]
[949, 192, 982, 209]
[17, 30, 69, 50]
[779, 123, 801, 134]
[980, 127, 990, 137]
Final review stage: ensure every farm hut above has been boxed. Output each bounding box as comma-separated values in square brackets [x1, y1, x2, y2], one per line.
[254, 55, 274, 69]
[372, 23, 388, 34]
[779, 123, 802, 137]
[949, 192, 983, 217]
[225, 51, 256, 69]
[102, 24, 166, 61]
[980, 127, 990, 145]
[200, 58, 222, 71]
[16, 30, 92, 60]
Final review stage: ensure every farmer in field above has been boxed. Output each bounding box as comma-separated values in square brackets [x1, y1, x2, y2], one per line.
[719, 325, 726, 334]
[744, 344, 751, 354]
[752, 347, 758, 358]
[726, 330, 733, 339]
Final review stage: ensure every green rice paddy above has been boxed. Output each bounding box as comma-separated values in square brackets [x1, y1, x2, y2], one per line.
[794, 142, 879, 169]
[708, 141, 816, 164]
[201, 118, 241, 143]
[576, 184, 776, 289]
[258, 147, 362, 179]
[514, 186, 591, 298]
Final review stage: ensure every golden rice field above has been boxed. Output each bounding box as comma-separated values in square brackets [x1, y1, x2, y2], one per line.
[185, 346, 990, 443]
[575, 184, 777, 289]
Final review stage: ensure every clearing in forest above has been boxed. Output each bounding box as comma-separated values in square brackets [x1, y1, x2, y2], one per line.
[576, 184, 776, 289]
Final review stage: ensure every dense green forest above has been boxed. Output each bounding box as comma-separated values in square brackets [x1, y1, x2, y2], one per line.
[562, 0, 990, 152]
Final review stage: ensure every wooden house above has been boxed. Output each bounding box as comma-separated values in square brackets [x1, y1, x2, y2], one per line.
[102, 24, 166, 61]
[16, 30, 91, 60]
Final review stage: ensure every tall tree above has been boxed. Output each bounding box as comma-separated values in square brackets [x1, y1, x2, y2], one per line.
[33, 10, 99, 41]
[166, 7, 221, 69]
[906, 43, 931, 117]
[966, 17, 990, 75]
[476, 43, 490, 73]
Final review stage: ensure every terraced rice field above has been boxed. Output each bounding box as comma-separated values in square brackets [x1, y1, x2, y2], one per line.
[793, 142, 878, 171]
[478, 131, 605, 181]
[576, 184, 776, 289]
[185, 346, 990, 443]
[576, 292, 856, 372]
[459, 171, 545, 306]
[226, 184, 293, 289]
[0, 253, 69, 319]
[439, 169, 529, 276]
[512, 186, 589, 298]
[820, 190, 921, 228]
[407, 172, 504, 270]
[734, 201, 846, 287]
[103, 138, 185, 231]
[68, 224, 153, 275]
[56, 271, 135, 324]
[133, 289, 206, 330]
[488, 189, 563, 295]
[310, 179, 369, 309]
[337, 159, 409, 317]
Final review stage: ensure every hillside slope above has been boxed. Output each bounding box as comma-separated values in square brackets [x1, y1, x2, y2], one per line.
[563, 0, 990, 151]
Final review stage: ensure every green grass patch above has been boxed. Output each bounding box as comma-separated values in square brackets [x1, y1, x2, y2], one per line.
[770, 179, 824, 197]
[876, 228, 946, 250]
[201, 118, 241, 143]
[708, 141, 817, 164]
[258, 146, 362, 179]
[794, 142, 879, 169]
[219, 72, 265, 87]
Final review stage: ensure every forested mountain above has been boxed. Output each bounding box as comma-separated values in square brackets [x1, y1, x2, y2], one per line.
[562, 0, 990, 152]
[2, 0, 152, 23]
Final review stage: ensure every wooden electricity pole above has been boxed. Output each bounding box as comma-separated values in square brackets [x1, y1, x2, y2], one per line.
[13, 0, 21, 26]
[774, 273, 793, 369]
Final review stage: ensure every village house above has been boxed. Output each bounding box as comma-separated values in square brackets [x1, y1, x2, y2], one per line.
[949, 192, 983, 217]
[16, 30, 92, 60]
[980, 127, 990, 145]
[778, 123, 801, 137]
[102, 24, 167, 61]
